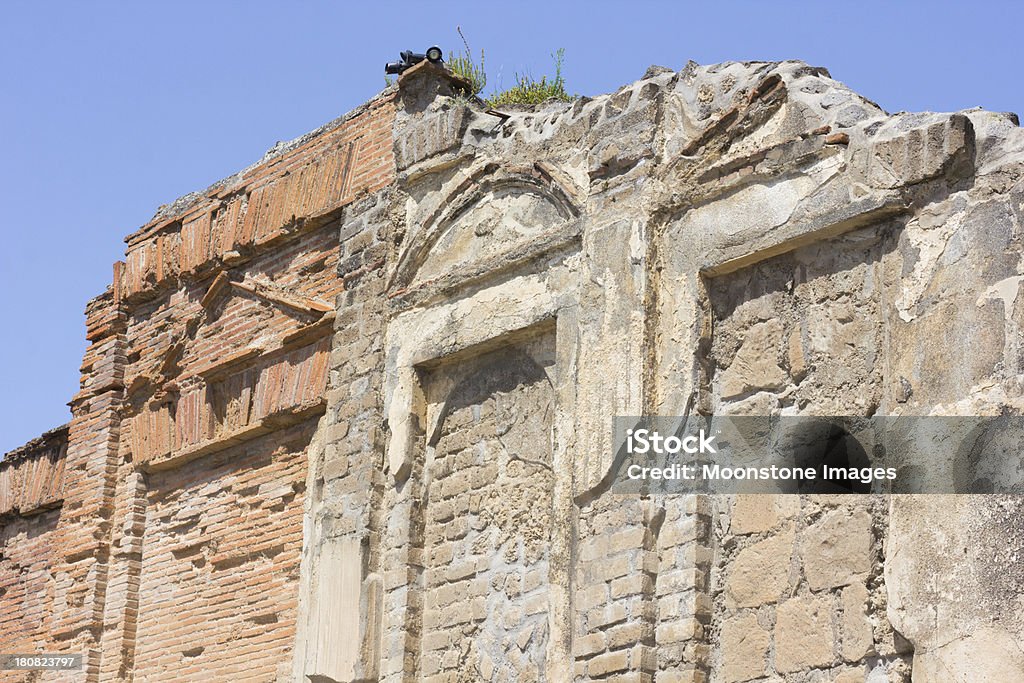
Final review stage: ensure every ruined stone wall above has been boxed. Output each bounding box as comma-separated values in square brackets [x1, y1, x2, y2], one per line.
[0, 427, 67, 673]
[3, 57, 1024, 683]
[416, 335, 556, 679]
[0, 91, 396, 681]
[707, 225, 897, 416]
[104, 224, 344, 680]
[710, 495, 911, 682]
[703, 223, 913, 677]
[129, 420, 312, 681]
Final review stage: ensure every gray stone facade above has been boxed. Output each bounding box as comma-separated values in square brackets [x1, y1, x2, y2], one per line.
[292, 60, 1024, 681]
[4, 56, 1021, 682]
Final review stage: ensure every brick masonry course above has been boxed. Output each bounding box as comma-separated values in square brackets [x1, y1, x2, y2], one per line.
[2, 58, 1024, 682]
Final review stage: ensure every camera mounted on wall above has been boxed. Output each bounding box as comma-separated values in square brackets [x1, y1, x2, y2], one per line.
[385, 46, 444, 75]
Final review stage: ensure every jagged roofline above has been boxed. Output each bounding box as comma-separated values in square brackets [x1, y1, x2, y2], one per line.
[11, 58, 1024, 451]
[121, 57, 1022, 256]
[125, 55, 1023, 248]
[130, 87, 400, 239]
[126, 60, 882, 241]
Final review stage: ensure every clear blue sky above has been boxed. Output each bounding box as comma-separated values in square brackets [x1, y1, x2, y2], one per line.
[1, 1, 1021, 452]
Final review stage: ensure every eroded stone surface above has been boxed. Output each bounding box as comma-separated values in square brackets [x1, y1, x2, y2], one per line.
[719, 612, 770, 682]
[803, 508, 874, 591]
[725, 525, 794, 608]
[841, 582, 875, 662]
[775, 594, 835, 673]
[2, 56, 1022, 682]
[730, 494, 800, 535]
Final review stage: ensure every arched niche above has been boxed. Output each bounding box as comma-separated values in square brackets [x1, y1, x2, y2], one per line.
[390, 165, 583, 301]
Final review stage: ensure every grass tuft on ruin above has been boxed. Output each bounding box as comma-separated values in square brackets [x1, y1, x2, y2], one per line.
[446, 28, 574, 107]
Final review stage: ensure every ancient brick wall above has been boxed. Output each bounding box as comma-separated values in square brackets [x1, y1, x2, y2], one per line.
[0, 427, 66, 520]
[129, 420, 312, 681]
[92, 91, 395, 682]
[0, 428, 67, 676]
[4, 58, 1024, 683]
[1, 89, 395, 681]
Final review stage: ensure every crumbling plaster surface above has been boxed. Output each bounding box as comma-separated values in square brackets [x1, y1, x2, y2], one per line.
[343, 59, 1023, 681]
[4, 56, 1023, 682]
[886, 495, 1024, 682]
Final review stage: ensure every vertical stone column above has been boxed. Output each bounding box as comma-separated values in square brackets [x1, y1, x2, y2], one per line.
[49, 291, 127, 681]
[96, 468, 147, 681]
[652, 496, 713, 683]
[571, 495, 660, 682]
[292, 190, 392, 682]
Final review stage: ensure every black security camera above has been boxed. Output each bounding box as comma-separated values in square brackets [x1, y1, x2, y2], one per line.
[385, 46, 443, 75]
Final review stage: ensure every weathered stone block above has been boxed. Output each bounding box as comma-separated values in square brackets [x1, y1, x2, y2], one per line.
[719, 612, 770, 682]
[656, 618, 701, 645]
[840, 582, 875, 661]
[803, 508, 873, 591]
[865, 114, 973, 188]
[775, 594, 835, 673]
[725, 526, 794, 608]
[832, 667, 867, 683]
[718, 320, 788, 399]
[577, 632, 607, 657]
[730, 494, 800, 535]
[588, 649, 630, 677]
